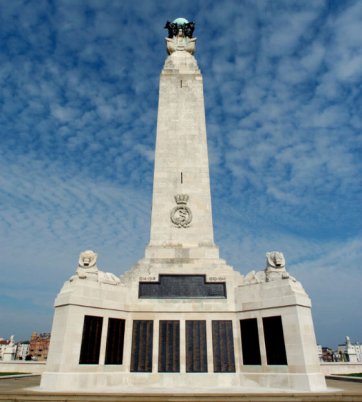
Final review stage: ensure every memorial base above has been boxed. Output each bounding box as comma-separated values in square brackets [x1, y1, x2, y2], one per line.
[40, 251, 327, 393]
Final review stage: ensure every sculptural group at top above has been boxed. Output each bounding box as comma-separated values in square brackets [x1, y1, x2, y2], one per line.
[164, 18, 196, 55]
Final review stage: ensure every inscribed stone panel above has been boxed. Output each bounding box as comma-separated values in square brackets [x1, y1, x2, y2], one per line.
[139, 275, 226, 298]
[79, 315, 103, 365]
[158, 320, 180, 372]
[263, 316, 288, 365]
[186, 320, 208, 372]
[105, 318, 125, 365]
[130, 320, 153, 372]
[212, 320, 235, 372]
[240, 318, 261, 365]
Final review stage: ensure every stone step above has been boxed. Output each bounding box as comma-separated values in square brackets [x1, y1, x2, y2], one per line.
[1, 392, 362, 402]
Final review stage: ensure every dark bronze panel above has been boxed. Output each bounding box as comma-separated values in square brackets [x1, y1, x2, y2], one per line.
[263, 316, 288, 365]
[158, 320, 180, 372]
[139, 275, 226, 299]
[105, 318, 125, 365]
[79, 315, 103, 364]
[240, 318, 261, 365]
[212, 320, 235, 372]
[186, 320, 208, 372]
[130, 320, 153, 372]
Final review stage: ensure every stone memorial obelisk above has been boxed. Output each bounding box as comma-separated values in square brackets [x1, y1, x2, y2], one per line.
[149, 19, 214, 253]
[40, 18, 327, 393]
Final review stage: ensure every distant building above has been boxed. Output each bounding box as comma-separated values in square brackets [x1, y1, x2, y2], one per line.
[338, 336, 361, 363]
[321, 346, 334, 362]
[318, 336, 362, 363]
[29, 332, 51, 361]
[355, 344, 362, 362]
[16, 342, 30, 360]
[1, 335, 17, 361]
[317, 345, 323, 362]
[0, 339, 10, 360]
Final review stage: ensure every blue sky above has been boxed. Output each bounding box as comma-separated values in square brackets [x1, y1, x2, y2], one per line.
[0, 0, 361, 348]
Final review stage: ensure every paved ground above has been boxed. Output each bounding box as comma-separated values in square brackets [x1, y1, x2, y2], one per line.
[0, 376, 40, 392]
[327, 377, 362, 392]
[0, 376, 361, 401]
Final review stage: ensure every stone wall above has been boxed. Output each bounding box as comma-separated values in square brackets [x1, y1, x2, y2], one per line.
[0, 361, 46, 374]
[320, 362, 362, 375]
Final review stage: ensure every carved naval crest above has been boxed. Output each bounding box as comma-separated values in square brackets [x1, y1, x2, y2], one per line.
[170, 194, 192, 228]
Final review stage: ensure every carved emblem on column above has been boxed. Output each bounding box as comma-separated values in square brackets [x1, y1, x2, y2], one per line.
[170, 194, 192, 228]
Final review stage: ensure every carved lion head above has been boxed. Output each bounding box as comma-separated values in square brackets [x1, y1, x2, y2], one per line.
[266, 251, 286, 269]
[78, 250, 97, 268]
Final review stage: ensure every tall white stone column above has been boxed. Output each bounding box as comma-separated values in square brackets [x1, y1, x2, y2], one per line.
[149, 50, 215, 251]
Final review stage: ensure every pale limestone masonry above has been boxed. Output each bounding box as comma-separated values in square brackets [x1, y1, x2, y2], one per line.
[40, 21, 327, 393]
[150, 50, 214, 249]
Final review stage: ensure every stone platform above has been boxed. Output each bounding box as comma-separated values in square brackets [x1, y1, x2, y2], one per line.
[1, 377, 362, 402]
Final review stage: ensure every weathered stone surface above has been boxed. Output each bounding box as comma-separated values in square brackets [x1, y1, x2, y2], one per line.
[150, 50, 215, 250]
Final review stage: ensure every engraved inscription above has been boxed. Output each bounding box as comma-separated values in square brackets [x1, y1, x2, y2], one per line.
[130, 320, 153, 372]
[186, 320, 208, 372]
[139, 275, 226, 299]
[158, 320, 180, 372]
[139, 276, 157, 282]
[208, 276, 226, 282]
[212, 320, 236, 372]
